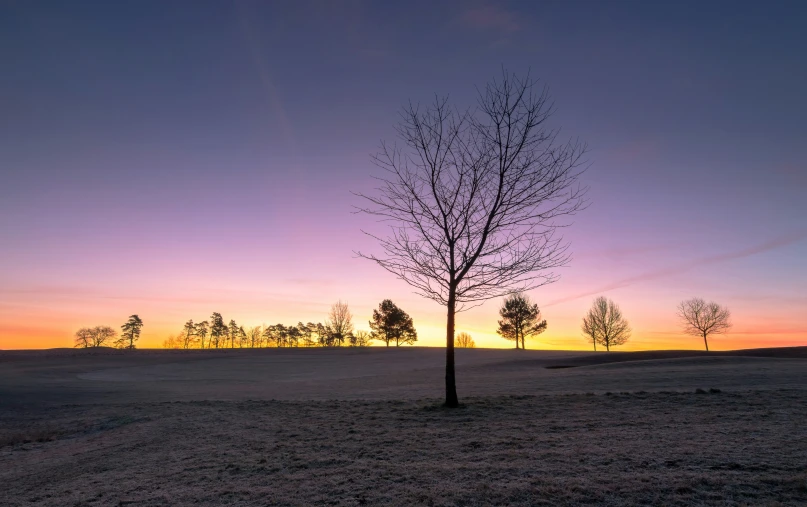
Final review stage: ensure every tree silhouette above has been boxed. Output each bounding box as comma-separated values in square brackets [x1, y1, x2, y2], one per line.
[74, 328, 93, 348]
[369, 299, 418, 347]
[209, 313, 226, 348]
[91, 326, 116, 347]
[181, 320, 196, 349]
[357, 71, 586, 406]
[118, 315, 143, 349]
[496, 292, 547, 349]
[678, 298, 732, 351]
[456, 332, 476, 348]
[353, 330, 372, 346]
[245, 326, 262, 348]
[75, 326, 118, 348]
[581, 297, 630, 351]
[228, 319, 240, 348]
[326, 300, 354, 347]
[195, 321, 209, 349]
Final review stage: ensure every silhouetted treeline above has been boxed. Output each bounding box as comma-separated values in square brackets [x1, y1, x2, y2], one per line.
[74, 315, 143, 349]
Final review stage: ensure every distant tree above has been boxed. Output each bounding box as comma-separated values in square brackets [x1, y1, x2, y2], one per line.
[369, 299, 417, 347]
[74, 328, 93, 348]
[299, 322, 317, 347]
[581, 297, 630, 351]
[677, 298, 732, 351]
[315, 322, 330, 346]
[118, 315, 144, 349]
[353, 330, 372, 347]
[261, 325, 275, 347]
[91, 326, 116, 347]
[228, 320, 240, 348]
[496, 293, 547, 349]
[245, 326, 262, 348]
[356, 71, 587, 406]
[209, 313, 226, 348]
[287, 325, 301, 347]
[181, 320, 196, 349]
[195, 321, 209, 349]
[163, 333, 183, 349]
[326, 300, 354, 347]
[456, 332, 476, 348]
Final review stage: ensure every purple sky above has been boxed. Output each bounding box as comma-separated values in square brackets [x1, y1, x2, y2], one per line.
[1, 1, 805, 349]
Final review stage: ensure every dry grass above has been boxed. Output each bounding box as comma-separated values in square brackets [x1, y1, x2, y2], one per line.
[1, 347, 806, 505]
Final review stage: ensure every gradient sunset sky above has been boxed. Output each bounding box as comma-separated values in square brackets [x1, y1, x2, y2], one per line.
[2, 1, 805, 350]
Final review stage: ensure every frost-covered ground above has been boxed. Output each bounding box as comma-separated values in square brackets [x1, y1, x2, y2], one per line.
[1, 347, 806, 505]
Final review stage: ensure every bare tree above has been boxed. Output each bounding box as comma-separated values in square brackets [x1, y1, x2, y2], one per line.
[678, 298, 731, 351]
[74, 328, 93, 348]
[91, 326, 116, 347]
[581, 297, 630, 351]
[496, 292, 547, 349]
[326, 300, 354, 347]
[456, 332, 476, 348]
[357, 71, 586, 406]
[353, 330, 372, 346]
[163, 333, 183, 349]
[245, 326, 263, 348]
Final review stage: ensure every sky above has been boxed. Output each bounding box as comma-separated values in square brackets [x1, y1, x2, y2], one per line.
[1, 0, 805, 350]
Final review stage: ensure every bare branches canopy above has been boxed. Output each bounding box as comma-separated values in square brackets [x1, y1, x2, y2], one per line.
[357, 70, 587, 406]
[496, 292, 547, 350]
[581, 297, 631, 352]
[456, 332, 476, 348]
[326, 300, 354, 347]
[74, 326, 117, 348]
[677, 298, 731, 351]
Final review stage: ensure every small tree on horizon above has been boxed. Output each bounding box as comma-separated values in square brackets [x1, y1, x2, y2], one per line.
[326, 300, 354, 347]
[678, 298, 732, 351]
[195, 321, 209, 349]
[369, 299, 418, 347]
[497, 292, 547, 349]
[456, 332, 476, 348]
[181, 320, 196, 349]
[209, 313, 226, 348]
[581, 297, 630, 351]
[118, 315, 143, 349]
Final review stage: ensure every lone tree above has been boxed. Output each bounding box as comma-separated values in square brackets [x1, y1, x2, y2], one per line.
[118, 315, 143, 349]
[581, 297, 630, 351]
[326, 300, 354, 347]
[74, 326, 116, 348]
[369, 299, 418, 347]
[456, 332, 476, 348]
[496, 292, 547, 349]
[677, 298, 731, 351]
[357, 71, 586, 407]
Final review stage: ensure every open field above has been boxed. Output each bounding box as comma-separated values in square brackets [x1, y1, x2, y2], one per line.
[2, 347, 806, 505]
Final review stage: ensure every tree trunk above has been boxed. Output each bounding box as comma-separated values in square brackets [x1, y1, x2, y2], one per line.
[521, 335, 526, 350]
[445, 288, 459, 407]
[703, 332, 709, 352]
[593, 338, 596, 352]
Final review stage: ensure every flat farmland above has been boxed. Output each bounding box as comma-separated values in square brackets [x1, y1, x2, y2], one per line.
[1, 347, 806, 505]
